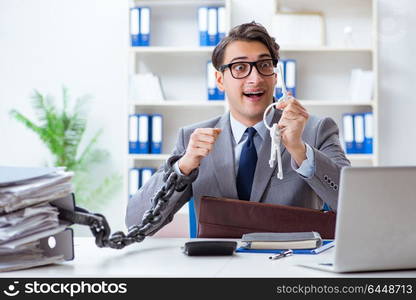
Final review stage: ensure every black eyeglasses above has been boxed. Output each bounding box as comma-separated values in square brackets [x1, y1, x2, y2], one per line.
[219, 58, 278, 79]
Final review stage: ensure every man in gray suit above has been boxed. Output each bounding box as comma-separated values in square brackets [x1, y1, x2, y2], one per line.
[126, 22, 350, 234]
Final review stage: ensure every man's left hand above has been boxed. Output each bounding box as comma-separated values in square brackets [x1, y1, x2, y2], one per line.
[275, 95, 309, 167]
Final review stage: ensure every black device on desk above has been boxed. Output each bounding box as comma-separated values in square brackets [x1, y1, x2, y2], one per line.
[182, 240, 237, 256]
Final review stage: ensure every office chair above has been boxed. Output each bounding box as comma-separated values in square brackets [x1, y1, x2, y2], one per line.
[188, 198, 197, 238]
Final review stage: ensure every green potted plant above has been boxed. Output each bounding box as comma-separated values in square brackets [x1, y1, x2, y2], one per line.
[10, 87, 122, 209]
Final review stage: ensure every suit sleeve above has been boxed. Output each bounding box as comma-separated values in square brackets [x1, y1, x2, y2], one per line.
[303, 117, 351, 211]
[125, 127, 195, 235]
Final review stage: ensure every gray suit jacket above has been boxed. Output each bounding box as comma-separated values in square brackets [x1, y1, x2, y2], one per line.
[126, 110, 350, 234]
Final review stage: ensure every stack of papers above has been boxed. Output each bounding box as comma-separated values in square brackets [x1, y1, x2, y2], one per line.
[349, 69, 374, 102]
[129, 73, 166, 102]
[0, 166, 74, 272]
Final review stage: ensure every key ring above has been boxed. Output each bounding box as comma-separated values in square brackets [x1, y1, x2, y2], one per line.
[262, 62, 291, 130]
[263, 63, 290, 180]
[263, 102, 284, 180]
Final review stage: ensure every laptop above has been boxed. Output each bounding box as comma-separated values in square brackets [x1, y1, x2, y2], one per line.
[299, 166, 416, 273]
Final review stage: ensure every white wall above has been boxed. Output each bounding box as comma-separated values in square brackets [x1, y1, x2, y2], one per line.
[378, 0, 416, 165]
[0, 0, 129, 234]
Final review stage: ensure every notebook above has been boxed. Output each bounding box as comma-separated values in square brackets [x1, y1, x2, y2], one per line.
[241, 232, 322, 250]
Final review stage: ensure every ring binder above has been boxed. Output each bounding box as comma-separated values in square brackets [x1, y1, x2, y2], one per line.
[46, 194, 77, 261]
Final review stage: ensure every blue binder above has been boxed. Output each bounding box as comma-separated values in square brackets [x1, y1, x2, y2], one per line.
[217, 6, 226, 44]
[342, 113, 355, 154]
[150, 114, 163, 154]
[128, 114, 139, 153]
[354, 113, 365, 153]
[207, 61, 217, 100]
[364, 112, 373, 154]
[275, 59, 285, 99]
[128, 168, 140, 197]
[198, 7, 209, 46]
[137, 114, 150, 153]
[285, 59, 297, 97]
[128, 114, 150, 153]
[216, 86, 225, 100]
[139, 7, 151, 46]
[130, 7, 140, 47]
[139, 167, 156, 188]
[207, 7, 217, 46]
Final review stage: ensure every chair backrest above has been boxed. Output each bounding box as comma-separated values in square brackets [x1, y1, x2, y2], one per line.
[322, 203, 331, 211]
[188, 198, 197, 238]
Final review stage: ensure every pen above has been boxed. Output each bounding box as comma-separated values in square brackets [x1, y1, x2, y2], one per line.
[269, 249, 293, 260]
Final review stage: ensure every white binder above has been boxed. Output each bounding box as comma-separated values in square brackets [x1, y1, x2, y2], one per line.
[364, 112, 373, 154]
[129, 168, 140, 197]
[354, 113, 365, 153]
[207, 61, 216, 100]
[198, 7, 208, 46]
[150, 114, 163, 154]
[342, 114, 354, 154]
[285, 59, 296, 97]
[217, 6, 226, 43]
[138, 114, 150, 153]
[207, 7, 218, 46]
[130, 7, 140, 46]
[140, 168, 155, 187]
[140, 7, 151, 46]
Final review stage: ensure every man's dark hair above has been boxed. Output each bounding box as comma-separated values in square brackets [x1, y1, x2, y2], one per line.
[212, 21, 280, 70]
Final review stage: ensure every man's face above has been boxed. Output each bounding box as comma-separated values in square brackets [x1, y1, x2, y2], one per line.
[216, 40, 277, 126]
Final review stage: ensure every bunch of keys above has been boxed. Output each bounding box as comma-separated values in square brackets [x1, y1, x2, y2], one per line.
[263, 62, 290, 180]
[269, 123, 283, 179]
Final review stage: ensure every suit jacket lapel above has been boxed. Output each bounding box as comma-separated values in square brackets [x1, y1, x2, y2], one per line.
[208, 113, 239, 199]
[250, 109, 286, 203]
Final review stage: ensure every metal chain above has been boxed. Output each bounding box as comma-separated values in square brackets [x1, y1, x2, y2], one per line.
[68, 155, 198, 249]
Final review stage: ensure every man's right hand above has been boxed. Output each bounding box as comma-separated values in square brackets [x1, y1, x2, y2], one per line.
[178, 128, 222, 175]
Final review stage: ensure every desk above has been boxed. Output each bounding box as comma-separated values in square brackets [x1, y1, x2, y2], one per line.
[2, 237, 416, 277]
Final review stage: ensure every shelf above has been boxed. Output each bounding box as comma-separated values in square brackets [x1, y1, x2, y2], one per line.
[129, 154, 374, 161]
[346, 154, 373, 161]
[131, 46, 373, 54]
[130, 154, 373, 162]
[130, 46, 215, 54]
[130, 101, 225, 107]
[280, 47, 373, 53]
[132, 0, 225, 7]
[130, 154, 170, 161]
[129, 100, 372, 107]
[300, 100, 374, 107]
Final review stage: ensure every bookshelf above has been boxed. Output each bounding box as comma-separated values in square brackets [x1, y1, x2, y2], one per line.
[128, 1, 230, 236]
[130, 46, 216, 54]
[127, 0, 378, 235]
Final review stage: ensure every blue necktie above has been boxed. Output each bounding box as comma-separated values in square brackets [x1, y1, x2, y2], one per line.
[237, 127, 258, 201]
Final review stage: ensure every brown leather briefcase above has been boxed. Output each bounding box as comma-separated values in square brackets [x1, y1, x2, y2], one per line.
[197, 196, 336, 239]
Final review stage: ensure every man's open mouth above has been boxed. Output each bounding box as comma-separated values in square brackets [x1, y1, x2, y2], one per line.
[243, 90, 265, 100]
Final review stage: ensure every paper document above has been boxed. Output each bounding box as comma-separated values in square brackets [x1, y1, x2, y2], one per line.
[0, 166, 74, 272]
